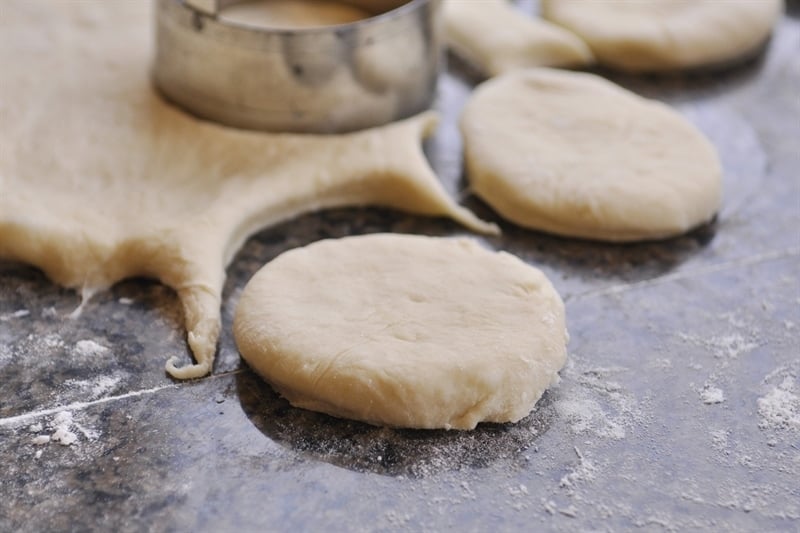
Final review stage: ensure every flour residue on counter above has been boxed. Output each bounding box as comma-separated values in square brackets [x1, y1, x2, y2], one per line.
[699, 384, 725, 404]
[29, 410, 99, 448]
[758, 374, 799, 431]
[73, 339, 108, 358]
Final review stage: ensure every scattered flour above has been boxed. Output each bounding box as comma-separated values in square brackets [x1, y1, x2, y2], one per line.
[64, 374, 122, 400]
[118, 297, 134, 305]
[709, 334, 759, 358]
[508, 483, 529, 497]
[27, 410, 101, 448]
[559, 447, 597, 493]
[559, 504, 578, 518]
[554, 397, 626, 439]
[50, 411, 78, 446]
[542, 499, 557, 515]
[709, 429, 729, 451]
[0, 344, 11, 365]
[679, 332, 759, 361]
[699, 385, 725, 404]
[0, 309, 30, 321]
[73, 339, 109, 357]
[39, 333, 65, 350]
[757, 376, 799, 430]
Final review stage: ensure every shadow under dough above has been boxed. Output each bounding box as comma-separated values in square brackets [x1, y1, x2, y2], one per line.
[234, 368, 555, 478]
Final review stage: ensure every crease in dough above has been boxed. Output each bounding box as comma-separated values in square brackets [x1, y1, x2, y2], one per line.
[443, 0, 594, 77]
[0, 0, 496, 379]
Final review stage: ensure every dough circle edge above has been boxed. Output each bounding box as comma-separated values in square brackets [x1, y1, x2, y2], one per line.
[460, 68, 722, 242]
[541, 0, 784, 72]
[233, 233, 568, 430]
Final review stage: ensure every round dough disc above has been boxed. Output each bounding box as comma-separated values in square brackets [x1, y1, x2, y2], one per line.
[541, 0, 783, 72]
[461, 69, 722, 242]
[233, 234, 568, 430]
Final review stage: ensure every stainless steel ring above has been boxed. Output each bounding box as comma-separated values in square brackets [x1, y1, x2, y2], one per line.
[153, 0, 443, 133]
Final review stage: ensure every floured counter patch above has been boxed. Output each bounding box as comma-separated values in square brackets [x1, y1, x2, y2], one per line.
[28, 411, 99, 448]
[699, 384, 725, 405]
[73, 340, 109, 358]
[758, 376, 799, 430]
[0, 1, 495, 379]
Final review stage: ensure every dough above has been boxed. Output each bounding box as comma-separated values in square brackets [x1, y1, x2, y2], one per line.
[220, 0, 370, 29]
[461, 69, 722, 241]
[0, 1, 496, 379]
[233, 234, 568, 430]
[541, 0, 784, 72]
[444, 0, 593, 77]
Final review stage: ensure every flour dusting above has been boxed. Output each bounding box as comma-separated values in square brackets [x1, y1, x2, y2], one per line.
[0, 309, 30, 321]
[559, 447, 597, 492]
[27, 410, 101, 448]
[50, 411, 78, 446]
[554, 397, 626, 439]
[699, 385, 725, 404]
[74, 339, 108, 357]
[64, 374, 122, 400]
[679, 332, 759, 360]
[757, 376, 799, 430]
[0, 344, 11, 365]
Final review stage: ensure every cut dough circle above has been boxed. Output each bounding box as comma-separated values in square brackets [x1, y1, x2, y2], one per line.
[233, 234, 568, 430]
[541, 0, 784, 72]
[444, 0, 593, 77]
[461, 69, 722, 242]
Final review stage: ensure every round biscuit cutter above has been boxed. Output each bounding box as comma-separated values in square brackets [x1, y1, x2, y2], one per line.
[154, 0, 443, 133]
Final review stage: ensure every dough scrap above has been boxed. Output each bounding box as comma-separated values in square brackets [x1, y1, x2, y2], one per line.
[444, 0, 593, 77]
[0, 1, 496, 380]
[541, 0, 784, 72]
[233, 234, 568, 430]
[461, 69, 722, 242]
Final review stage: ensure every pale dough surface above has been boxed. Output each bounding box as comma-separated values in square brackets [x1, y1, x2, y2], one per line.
[461, 69, 722, 242]
[541, 0, 784, 72]
[444, 0, 593, 77]
[233, 234, 568, 430]
[0, 1, 495, 379]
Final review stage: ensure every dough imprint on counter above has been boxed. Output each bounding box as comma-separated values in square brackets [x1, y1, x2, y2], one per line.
[461, 69, 722, 242]
[0, 1, 495, 380]
[541, 0, 784, 72]
[234, 234, 568, 430]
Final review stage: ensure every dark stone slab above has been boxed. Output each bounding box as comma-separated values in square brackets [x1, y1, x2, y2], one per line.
[1, 7, 798, 533]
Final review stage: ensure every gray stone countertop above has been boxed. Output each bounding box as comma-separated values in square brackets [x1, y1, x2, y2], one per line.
[1, 7, 799, 533]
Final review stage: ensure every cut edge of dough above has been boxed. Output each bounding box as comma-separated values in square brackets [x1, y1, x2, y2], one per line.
[461, 69, 723, 242]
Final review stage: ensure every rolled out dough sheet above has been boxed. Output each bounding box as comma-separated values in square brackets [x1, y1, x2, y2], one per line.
[0, 1, 495, 379]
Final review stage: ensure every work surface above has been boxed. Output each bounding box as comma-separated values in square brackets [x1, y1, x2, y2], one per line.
[2, 9, 799, 533]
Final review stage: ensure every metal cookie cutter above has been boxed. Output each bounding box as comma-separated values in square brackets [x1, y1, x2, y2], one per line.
[154, 0, 443, 133]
